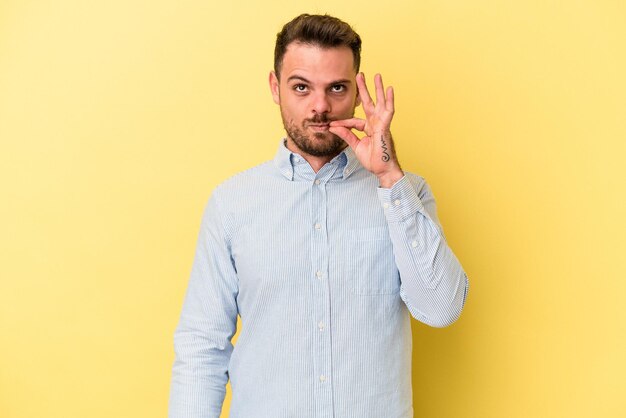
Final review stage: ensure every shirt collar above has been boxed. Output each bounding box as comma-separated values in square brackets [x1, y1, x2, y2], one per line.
[273, 139, 361, 181]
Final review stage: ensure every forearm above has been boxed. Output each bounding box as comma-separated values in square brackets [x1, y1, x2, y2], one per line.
[170, 266, 237, 418]
[378, 175, 469, 327]
[169, 316, 233, 418]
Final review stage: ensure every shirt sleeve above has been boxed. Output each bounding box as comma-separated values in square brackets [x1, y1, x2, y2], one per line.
[377, 175, 469, 327]
[169, 193, 239, 418]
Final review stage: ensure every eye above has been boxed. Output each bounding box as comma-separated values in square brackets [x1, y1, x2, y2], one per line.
[330, 84, 346, 93]
[293, 84, 308, 93]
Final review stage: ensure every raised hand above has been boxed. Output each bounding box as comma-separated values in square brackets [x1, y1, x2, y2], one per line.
[329, 73, 404, 188]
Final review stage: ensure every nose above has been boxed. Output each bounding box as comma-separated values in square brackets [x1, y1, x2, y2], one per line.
[310, 91, 331, 115]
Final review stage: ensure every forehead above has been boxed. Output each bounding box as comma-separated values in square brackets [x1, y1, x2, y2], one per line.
[280, 42, 356, 83]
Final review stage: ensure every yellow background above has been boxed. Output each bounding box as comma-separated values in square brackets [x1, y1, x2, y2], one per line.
[1, 1, 624, 417]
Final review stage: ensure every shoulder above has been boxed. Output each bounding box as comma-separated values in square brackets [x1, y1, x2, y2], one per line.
[212, 160, 275, 198]
[206, 159, 291, 218]
[200, 160, 277, 237]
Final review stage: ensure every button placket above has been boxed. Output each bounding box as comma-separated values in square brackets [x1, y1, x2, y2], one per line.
[310, 179, 333, 413]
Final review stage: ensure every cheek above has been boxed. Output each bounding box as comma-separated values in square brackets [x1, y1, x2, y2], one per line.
[284, 101, 306, 119]
[281, 107, 301, 128]
[335, 97, 356, 114]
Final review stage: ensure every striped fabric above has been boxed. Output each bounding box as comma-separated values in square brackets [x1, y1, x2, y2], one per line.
[169, 140, 469, 418]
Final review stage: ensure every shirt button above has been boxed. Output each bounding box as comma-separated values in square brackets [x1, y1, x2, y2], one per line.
[394, 199, 401, 206]
[316, 271, 323, 279]
[314, 223, 321, 230]
[383, 202, 389, 209]
[315, 179, 321, 185]
[319, 374, 326, 382]
[411, 240, 418, 248]
[294, 157, 300, 162]
[318, 321, 325, 331]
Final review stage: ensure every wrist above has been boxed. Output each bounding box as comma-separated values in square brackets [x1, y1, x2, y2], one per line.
[377, 167, 404, 188]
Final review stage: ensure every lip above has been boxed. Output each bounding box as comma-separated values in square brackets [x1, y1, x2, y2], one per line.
[308, 123, 330, 131]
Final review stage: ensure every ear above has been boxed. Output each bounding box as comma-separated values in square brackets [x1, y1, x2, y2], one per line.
[269, 71, 280, 105]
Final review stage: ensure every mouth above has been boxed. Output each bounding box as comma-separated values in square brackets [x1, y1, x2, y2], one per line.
[308, 123, 330, 132]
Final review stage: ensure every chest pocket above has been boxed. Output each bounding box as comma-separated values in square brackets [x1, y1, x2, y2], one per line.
[347, 226, 400, 295]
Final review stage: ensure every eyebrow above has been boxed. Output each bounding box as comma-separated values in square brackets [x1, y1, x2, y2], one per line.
[286, 75, 352, 85]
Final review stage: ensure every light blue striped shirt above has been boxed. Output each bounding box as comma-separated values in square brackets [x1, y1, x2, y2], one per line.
[169, 141, 469, 418]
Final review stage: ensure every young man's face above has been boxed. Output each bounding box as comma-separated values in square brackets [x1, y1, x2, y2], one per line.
[270, 42, 360, 158]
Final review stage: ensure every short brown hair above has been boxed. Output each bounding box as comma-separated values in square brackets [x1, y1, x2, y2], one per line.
[274, 14, 362, 79]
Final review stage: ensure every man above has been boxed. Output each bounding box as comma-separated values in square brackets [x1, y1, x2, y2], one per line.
[169, 14, 469, 418]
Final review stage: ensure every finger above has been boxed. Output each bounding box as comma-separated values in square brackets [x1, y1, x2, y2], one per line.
[329, 117, 366, 131]
[386, 86, 394, 113]
[356, 73, 374, 112]
[375, 73, 386, 108]
[329, 126, 361, 149]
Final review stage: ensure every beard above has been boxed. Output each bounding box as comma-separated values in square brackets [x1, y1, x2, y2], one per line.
[281, 112, 348, 158]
